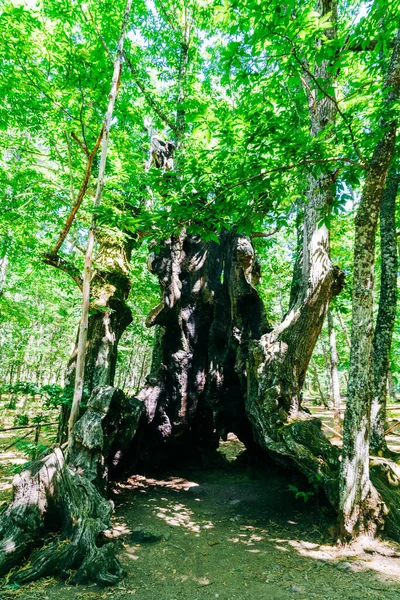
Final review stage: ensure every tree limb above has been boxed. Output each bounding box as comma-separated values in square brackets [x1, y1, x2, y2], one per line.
[213, 156, 365, 202]
[69, 0, 133, 437]
[252, 227, 280, 238]
[71, 131, 89, 157]
[48, 127, 104, 257]
[43, 252, 82, 289]
[123, 52, 178, 134]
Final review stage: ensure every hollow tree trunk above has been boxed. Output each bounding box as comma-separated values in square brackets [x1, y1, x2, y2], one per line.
[0, 385, 142, 586]
[134, 231, 269, 468]
[57, 234, 133, 443]
[339, 30, 400, 539]
[370, 171, 399, 455]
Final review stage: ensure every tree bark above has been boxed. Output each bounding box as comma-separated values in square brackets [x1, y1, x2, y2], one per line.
[245, 0, 345, 506]
[311, 358, 328, 407]
[339, 31, 400, 538]
[57, 235, 133, 443]
[370, 171, 399, 454]
[134, 231, 269, 468]
[69, 0, 133, 436]
[336, 307, 351, 348]
[328, 310, 341, 434]
[0, 385, 141, 586]
[388, 370, 397, 403]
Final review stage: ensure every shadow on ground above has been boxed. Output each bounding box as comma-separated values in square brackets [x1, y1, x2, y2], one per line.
[2, 437, 400, 600]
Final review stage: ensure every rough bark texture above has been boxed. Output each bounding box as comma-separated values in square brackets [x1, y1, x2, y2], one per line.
[328, 310, 342, 434]
[370, 171, 399, 454]
[244, 0, 344, 507]
[0, 385, 140, 586]
[246, 262, 344, 506]
[134, 231, 269, 467]
[339, 31, 400, 538]
[58, 234, 133, 443]
[69, 385, 143, 493]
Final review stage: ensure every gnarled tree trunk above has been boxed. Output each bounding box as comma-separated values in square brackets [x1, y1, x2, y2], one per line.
[58, 233, 133, 443]
[244, 0, 344, 506]
[134, 231, 268, 467]
[0, 385, 142, 586]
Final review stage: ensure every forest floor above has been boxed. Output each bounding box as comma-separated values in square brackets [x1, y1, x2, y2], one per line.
[2, 432, 400, 600]
[2, 398, 400, 600]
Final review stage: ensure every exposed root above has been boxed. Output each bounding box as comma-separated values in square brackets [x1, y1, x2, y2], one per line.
[0, 448, 124, 586]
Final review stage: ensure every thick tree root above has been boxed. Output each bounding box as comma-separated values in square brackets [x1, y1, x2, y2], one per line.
[246, 334, 400, 540]
[0, 448, 124, 585]
[370, 458, 400, 541]
[0, 385, 142, 586]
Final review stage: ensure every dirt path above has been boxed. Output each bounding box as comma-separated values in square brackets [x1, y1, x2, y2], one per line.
[3, 452, 400, 600]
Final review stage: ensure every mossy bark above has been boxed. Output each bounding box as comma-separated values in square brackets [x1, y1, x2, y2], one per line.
[0, 386, 141, 586]
[58, 234, 133, 443]
[339, 30, 400, 538]
[370, 172, 399, 455]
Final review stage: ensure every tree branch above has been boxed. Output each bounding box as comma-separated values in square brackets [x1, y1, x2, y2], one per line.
[213, 157, 364, 202]
[288, 40, 367, 166]
[43, 253, 82, 289]
[123, 52, 178, 133]
[86, 8, 114, 63]
[69, 0, 133, 437]
[252, 227, 280, 238]
[71, 132, 89, 157]
[47, 127, 104, 258]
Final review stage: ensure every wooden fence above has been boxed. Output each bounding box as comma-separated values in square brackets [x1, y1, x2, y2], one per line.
[0, 422, 58, 455]
[306, 404, 400, 439]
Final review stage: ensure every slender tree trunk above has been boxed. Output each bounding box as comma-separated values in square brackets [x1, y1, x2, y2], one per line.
[328, 310, 341, 434]
[311, 359, 328, 407]
[320, 338, 332, 404]
[57, 236, 133, 443]
[370, 172, 399, 454]
[336, 308, 351, 348]
[0, 253, 7, 294]
[339, 32, 400, 538]
[69, 0, 133, 436]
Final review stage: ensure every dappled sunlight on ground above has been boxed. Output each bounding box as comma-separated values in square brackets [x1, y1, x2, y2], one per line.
[154, 500, 215, 533]
[115, 474, 216, 536]
[108, 521, 132, 538]
[106, 460, 400, 599]
[118, 473, 201, 492]
[2, 417, 400, 599]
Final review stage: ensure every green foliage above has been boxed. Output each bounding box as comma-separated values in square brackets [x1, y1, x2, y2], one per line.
[288, 472, 323, 503]
[13, 414, 29, 427]
[0, 0, 398, 404]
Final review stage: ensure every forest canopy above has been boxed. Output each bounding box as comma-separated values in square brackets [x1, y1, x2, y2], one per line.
[0, 0, 398, 389]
